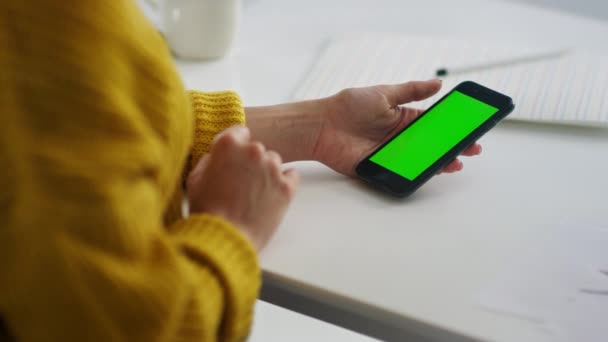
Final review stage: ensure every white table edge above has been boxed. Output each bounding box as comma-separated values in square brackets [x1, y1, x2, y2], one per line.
[262, 271, 486, 342]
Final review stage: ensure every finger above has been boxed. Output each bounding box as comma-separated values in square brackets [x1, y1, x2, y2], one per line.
[383, 107, 424, 139]
[247, 141, 266, 162]
[384, 80, 442, 107]
[265, 150, 283, 176]
[441, 159, 463, 173]
[186, 154, 211, 189]
[399, 107, 424, 125]
[461, 143, 482, 156]
[212, 125, 251, 149]
[281, 168, 300, 197]
[265, 150, 283, 165]
[192, 154, 211, 174]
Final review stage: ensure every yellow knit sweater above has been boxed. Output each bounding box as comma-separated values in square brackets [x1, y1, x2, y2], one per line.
[0, 1, 260, 341]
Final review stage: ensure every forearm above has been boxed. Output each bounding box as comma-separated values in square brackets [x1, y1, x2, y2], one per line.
[245, 98, 328, 162]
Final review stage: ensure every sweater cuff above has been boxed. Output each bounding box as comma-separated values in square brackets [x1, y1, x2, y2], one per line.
[186, 90, 246, 173]
[169, 213, 260, 341]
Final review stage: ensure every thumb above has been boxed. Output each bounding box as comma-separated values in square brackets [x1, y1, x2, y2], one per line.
[192, 153, 211, 175]
[281, 168, 300, 197]
[186, 153, 211, 191]
[383, 80, 442, 107]
[212, 125, 251, 146]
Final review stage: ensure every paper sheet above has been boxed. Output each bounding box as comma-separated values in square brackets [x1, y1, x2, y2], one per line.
[294, 34, 608, 126]
[477, 224, 608, 342]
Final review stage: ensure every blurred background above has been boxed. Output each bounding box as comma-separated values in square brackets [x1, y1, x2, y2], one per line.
[507, 0, 608, 20]
[242, 0, 608, 20]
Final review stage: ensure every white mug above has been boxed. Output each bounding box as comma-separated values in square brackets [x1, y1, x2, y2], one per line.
[151, 0, 241, 60]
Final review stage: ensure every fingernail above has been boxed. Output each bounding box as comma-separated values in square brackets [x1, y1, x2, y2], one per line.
[233, 125, 251, 137]
[234, 125, 248, 132]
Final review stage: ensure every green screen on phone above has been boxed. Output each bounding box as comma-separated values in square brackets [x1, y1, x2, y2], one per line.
[369, 90, 498, 181]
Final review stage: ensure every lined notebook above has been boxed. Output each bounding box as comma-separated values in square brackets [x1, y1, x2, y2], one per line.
[294, 34, 608, 126]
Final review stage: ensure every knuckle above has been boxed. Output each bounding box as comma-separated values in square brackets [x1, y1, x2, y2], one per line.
[405, 81, 422, 96]
[214, 132, 237, 149]
[338, 87, 355, 95]
[282, 181, 297, 199]
[272, 150, 283, 163]
[281, 173, 299, 198]
[247, 142, 265, 161]
[266, 151, 283, 166]
[337, 87, 356, 101]
[268, 160, 282, 177]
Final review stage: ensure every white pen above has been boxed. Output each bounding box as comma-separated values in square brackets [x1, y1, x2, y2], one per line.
[435, 49, 570, 77]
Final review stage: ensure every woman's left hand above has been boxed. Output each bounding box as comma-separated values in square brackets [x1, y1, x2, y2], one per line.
[313, 80, 482, 177]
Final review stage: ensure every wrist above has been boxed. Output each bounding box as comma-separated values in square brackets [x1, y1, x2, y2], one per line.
[245, 98, 329, 162]
[234, 226, 261, 251]
[188, 201, 262, 250]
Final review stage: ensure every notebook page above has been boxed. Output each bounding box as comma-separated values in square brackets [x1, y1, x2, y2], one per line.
[294, 34, 608, 125]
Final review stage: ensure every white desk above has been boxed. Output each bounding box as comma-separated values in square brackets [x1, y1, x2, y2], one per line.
[236, 0, 608, 106]
[235, 1, 608, 341]
[152, 0, 608, 340]
[250, 301, 378, 341]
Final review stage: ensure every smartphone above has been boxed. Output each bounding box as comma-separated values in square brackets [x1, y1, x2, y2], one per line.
[356, 81, 515, 197]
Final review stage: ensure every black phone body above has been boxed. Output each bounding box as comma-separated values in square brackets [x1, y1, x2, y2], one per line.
[356, 81, 515, 197]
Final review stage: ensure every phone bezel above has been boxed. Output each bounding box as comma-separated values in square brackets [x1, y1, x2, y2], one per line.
[355, 81, 515, 197]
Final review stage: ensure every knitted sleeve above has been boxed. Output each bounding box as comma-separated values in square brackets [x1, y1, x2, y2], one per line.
[163, 90, 245, 225]
[187, 91, 246, 171]
[162, 90, 246, 224]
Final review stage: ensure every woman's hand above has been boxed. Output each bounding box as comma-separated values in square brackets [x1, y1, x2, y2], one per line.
[313, 80, 482, 176]
[186, 126, 299, 251]
[245, 80, 481, 178]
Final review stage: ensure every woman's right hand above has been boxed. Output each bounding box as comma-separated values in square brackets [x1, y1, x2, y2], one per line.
[186, 125, 299, 251]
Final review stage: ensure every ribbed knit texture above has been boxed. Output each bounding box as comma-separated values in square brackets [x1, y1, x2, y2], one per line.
[163, 91, 245, 227]
[187, 91, 246, 171]
[0, 1, 259, 342]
